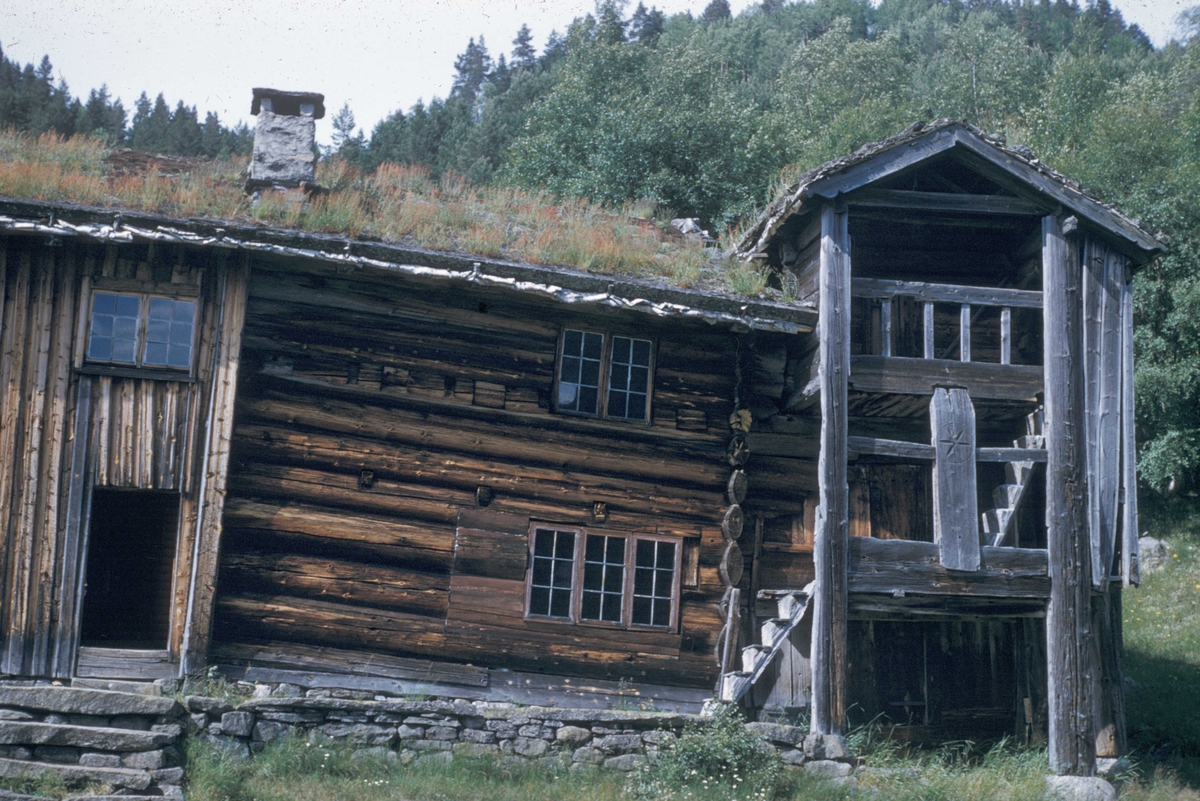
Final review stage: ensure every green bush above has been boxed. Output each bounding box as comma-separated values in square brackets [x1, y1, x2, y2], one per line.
[628, 704, 782, 801]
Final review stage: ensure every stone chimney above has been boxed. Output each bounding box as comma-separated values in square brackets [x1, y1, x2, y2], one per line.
[246, 88, 325, 192]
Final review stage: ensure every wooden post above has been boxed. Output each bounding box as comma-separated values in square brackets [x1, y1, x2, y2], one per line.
[812, 203, 850, 735]
[880, 299, 892, 358]
[1043, 214, 1097, 776]
[931, 387, 980, 571]
[180, 254, 250, 675]
[960, 304, 971, 362]
[923, 302, 935, 359]
[1001, 307, 1012, 366]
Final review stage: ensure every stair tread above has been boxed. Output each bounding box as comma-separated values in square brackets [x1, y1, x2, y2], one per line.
[0, 756, 152, 790]
[0, 720, 174, 750]
[0, 686, 180, 718]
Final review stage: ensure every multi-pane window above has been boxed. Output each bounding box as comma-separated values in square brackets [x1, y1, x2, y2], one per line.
[525, 526, 680, 630]
[607, 337, 651, 421]
[528, 528, 577, 619]
[556, 329, 653, 422]
[581, 534, 626, 623]
[558, 330, 604, 414]
[632, 539, 676, 627]
[86, 292, 197, 371]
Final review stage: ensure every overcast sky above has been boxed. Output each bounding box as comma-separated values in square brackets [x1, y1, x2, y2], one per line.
[0, 0, 1191, 146]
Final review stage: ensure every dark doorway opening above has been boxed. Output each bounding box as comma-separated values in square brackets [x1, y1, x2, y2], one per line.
[80, 488, 180, 648]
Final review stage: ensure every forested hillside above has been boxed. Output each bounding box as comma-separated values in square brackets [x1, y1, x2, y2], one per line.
[4, 0, 1200, 506]
[0, 48, 252, 157]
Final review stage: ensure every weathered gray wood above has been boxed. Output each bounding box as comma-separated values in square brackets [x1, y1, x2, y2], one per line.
[846, 438, 1045, 463]
[846, 188, 1047, 216]
[880, 299, 892, 357]
[1083, 238, 1123, 591]
[812, 203, 850, 735]
[960, 304, 971, 362]
[1043, 214, 1097, 776]
[950, 128, 1163, 260]
[852, 277, 1043, 309]
[1090, 588, 1126, 759]
[1001, 307, 1012, 365]
[848, 436, 935, 460]
[923, 302, 935, 359]
[50, 376, 93, 678]
[211, 641, 488, 686]
[1120, 265, 1139, 587]
[931, 388, 980, 572]
[977, 447, 1047, 463]
[216, 664, 711, 713]
[75, 647, 178, 680]
[847, 537, 1049, 598]
[850, 355, 1043, 401]
[181, 256, 250, 675]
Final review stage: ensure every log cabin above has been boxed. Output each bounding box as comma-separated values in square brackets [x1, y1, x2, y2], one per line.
[0, 114, 1163, 775]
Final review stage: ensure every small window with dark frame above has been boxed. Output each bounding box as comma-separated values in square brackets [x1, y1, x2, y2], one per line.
[528, 528, 577, 619]
[555, 329, 653, 422]
[607, 336, 651, 421]
[86, 291, 197, 371]
[632, 539, 676, 627]
[558, 329, 603, 414]
[580, 534, 626, 623]
[525, 525, 680, 630]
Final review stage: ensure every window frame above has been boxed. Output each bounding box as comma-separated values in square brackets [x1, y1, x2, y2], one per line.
[523, 524, 683, 632]
[81, 284, 200, 378]
[553, 328, 656, 425]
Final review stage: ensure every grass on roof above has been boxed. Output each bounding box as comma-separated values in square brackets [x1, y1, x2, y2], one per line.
[0, 129, 780, 299]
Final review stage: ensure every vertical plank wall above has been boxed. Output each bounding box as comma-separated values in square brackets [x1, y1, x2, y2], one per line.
[0, 235, 231, 678]
[0, 239, 80, 676]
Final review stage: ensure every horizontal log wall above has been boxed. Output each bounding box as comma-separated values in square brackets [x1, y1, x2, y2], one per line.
[213, 262, 772, 687]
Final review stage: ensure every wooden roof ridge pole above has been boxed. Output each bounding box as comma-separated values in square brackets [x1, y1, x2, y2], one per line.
[1043, 214, 1097, 775]
[181, 252, 250, 676]
[812, 202, 850, 735]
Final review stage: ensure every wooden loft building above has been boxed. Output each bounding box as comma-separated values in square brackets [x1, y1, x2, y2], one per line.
[0, 120, 1161, 775]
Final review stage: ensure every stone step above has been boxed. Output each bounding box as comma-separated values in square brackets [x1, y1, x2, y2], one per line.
[0, 721, 174, 751]
[0, 756, 152, 790]
[0, 789, 54, 801]
[0, 686, 181, 718]
[70, 678, 162, 697]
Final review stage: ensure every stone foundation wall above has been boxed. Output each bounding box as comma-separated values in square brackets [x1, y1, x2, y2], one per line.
[187, 684, 856, 779]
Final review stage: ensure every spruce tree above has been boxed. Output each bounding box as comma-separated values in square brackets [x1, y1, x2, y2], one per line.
[512, 24, 537, 70]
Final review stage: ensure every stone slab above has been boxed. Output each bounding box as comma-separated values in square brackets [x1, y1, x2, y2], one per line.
[0, 756, 152, 790]
[0, 687, 180, 718]
[70, 679, 162, 697]
[0, 721, 173, 751]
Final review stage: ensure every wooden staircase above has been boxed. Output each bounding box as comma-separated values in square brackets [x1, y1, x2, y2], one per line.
[717, 583, 813, 704]
[981, 409, 1044, 547]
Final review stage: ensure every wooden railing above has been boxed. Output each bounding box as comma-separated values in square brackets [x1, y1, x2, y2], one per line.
[851, 278, 1042, 365]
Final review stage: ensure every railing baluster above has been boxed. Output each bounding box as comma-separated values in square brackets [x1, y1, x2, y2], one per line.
[960, 304, 971, 362]
[1001, 307, 1012, 365]
[923, 302, 935, 359]
[880, 298, 892, 358]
